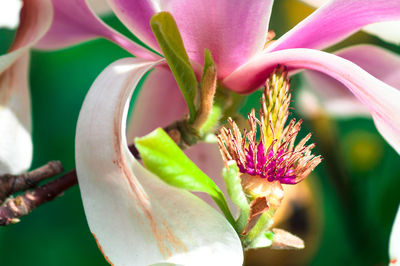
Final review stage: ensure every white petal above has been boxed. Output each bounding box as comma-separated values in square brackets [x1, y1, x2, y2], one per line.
[0, 0, 53, 174]
[0, 53, 32, 174]
[76, 57, 243, 266]
[87, 0, 112, 16]
[0, 0, 22, 29]
[390, 205, 400, 265]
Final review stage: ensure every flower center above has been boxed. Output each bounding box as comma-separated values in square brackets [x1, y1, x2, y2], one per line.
[217, 66, 321, 189]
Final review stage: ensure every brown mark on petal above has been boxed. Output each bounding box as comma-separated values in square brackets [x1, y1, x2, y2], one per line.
[242, 196, 269, 235]
[271, 228, 305, 250]
[92, 233, 114, 266]
[111, 73, 187, 259]
[0, 63, 15, 105]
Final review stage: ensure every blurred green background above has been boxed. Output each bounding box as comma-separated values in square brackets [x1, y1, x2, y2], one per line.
[0, 0, 399, 265]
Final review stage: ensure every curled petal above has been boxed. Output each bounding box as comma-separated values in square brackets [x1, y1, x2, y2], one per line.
[223, 48, 400, 154]
[76, 58, 242, 265]
[0, 0, 53, 174]
[267, 0, 400, 52]
[300, 45, 400, 117]
[107, 0, 161, 52]
[300, 0, 400, 45]
[36, 0, 157, 59]
[297, 77, 370, 118]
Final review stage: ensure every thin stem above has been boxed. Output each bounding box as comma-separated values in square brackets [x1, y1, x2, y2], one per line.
[0, 170, 77, 226]
[0, 161, 64, 204]
[0, 144, 140, 226]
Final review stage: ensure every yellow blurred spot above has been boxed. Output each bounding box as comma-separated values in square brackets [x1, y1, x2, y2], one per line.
[343, 130, 383, 172]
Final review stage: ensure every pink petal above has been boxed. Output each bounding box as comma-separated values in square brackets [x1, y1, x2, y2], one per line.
[109, 0, 275, 77]
[165, 0, 274, 77]
[299, 71, 371, 117]
[126, 65, 187, 139]
[76, 57, 242, 265]
[106, 0, 161, 53]
[301, 45, 400, 117]
[223, 48, 400, 153]
[0, 0, 53, 174]
[35, 0, 158, 59]
[266, 0, 400, 52]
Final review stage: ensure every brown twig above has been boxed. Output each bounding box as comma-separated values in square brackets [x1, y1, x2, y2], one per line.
[0, 161, 64, 204]
[0, 170, 77, 226]
[0, 144, 140, 226]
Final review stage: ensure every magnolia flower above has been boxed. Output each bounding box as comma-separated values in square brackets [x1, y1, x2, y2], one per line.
[2, 0, 400, 265]
[217, 68, 321, 239]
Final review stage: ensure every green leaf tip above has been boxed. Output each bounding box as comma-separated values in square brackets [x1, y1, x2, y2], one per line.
[150, 12, 198, 123]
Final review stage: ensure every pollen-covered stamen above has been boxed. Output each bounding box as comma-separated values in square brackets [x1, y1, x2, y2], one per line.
[262, 66, 291, 148]
[217, 66, 321, 188]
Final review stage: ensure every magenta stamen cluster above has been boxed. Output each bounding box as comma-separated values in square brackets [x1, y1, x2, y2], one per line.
[239, 142, 297, 184]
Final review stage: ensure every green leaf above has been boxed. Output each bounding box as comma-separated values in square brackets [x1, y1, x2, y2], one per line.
[150, 12, 197, 123]
[223, 161, 250, 233]
[246, 230, 274, 249]
[135, 128, 235, 226]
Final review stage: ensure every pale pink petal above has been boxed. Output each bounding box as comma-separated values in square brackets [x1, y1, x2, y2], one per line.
[35, 0, 158, 59]
[76, 57, 242, 265]
[126, 66, 234, 212]
[163, 0, 274, 77]
[300, 45, 400, 117]
[390, 205, 400, 265]
[297, 77, 370, 118]
[87, 0, 112, 16]
[126, 65, 187, 140]
[0, 54, 32, 174]
[106, 0, 161, 52]
[0, 0, 53, 174]
[266, 0, 400, 52]
[223, 48, 400, 153]
[300, 0, 400, 45]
